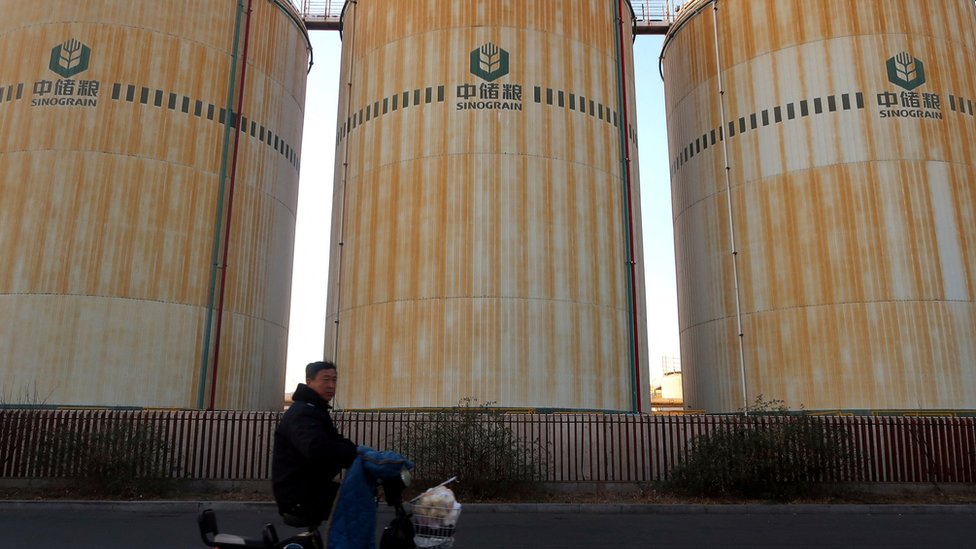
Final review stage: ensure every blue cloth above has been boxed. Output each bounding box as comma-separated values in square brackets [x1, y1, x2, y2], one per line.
[327, 446, 414, 549]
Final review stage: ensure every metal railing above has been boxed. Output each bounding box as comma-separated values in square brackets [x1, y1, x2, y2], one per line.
[293, 0, 344, 30]
[291, 1, 679, 34]
[2, 409, 973, 484]
[630, 0, 682, 33]
[294, 0, 344, 17]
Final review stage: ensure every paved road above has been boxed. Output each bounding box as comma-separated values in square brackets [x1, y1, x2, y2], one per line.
[1, 501, 973, 548]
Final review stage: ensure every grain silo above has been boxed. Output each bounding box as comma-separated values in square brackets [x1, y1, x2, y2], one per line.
[662, 0, 976, 412]
[324, 0, 650, 411]
[0, 0, 311, 409]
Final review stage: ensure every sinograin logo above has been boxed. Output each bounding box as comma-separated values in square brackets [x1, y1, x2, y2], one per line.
[886, 52, 926, 91]
[470, 42, 509, 82]
[49, 39, 91, 78]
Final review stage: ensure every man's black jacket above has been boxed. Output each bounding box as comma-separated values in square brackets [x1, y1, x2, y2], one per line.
[272, 383, 358, 517]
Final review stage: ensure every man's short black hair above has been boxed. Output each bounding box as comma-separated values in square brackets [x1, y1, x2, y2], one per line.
[305, 360, 337, 380]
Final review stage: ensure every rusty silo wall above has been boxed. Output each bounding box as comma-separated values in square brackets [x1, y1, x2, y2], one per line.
[325, 0, 649, 411]
[0, 0, 310, 409]
[662, 0, 976, 412]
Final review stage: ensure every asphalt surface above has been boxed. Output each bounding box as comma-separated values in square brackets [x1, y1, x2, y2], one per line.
[1, 500, 974, 548]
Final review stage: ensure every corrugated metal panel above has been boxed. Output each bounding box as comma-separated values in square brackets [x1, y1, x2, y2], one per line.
[0, 1, 309, 409]
[325, 0, 648, 411]
[662, 0, 976, 412]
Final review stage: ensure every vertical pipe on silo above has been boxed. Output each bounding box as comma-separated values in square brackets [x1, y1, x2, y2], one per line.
[198, 0, 247, 409]
[329, 0, 359, 364]
[210, 0, 256, 410]
[709, 0, 748, 414]
[614, 0, 643, 413]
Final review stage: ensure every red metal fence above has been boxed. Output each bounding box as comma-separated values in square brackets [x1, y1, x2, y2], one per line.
[1, 410, 973, 483]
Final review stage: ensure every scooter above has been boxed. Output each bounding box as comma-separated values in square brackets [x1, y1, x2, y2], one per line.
[197, 467, 414, 549]
[197, 506, 323, 549]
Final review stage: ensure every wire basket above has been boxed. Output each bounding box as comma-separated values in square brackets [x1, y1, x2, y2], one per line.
[410, 502, 461, 548]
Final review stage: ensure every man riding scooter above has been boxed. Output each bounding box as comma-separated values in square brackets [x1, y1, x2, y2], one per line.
[273, 361, 358, 526]
[198, 359, 453, 548]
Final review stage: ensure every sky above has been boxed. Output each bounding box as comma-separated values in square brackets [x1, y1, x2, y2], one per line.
[283, 31, 678, 392]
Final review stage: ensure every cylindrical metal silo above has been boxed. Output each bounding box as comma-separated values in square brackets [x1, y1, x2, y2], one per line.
[0, 0, 310, 409]
[325, 0, 650, 411]
[662, 0, 976, 412]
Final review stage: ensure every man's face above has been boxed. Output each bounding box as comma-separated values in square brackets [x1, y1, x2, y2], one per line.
[307, 368, 338, 402]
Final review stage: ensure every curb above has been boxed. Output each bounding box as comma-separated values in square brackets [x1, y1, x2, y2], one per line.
[466, 502, 976, 514]
[1, 500, 974, 515]
[0, 500, 276, 513]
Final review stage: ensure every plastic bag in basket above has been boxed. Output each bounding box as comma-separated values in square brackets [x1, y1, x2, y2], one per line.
[412, 486, 461, 547]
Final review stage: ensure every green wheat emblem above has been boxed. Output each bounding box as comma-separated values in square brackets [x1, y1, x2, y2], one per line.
[470, 42, 510, 82]
[886, 52, 925, 91]
[49, 39, 91, 78]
